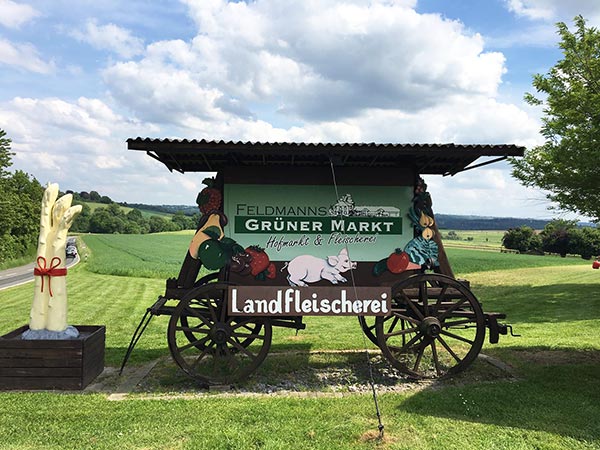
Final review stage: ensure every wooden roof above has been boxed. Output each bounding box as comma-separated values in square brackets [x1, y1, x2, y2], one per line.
[127, 138, 524, 176]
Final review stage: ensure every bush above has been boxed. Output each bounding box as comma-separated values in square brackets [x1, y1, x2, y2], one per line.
[502, 226, 541, 253]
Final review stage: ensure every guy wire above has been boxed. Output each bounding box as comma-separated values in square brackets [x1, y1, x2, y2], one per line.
[329, 158, 384, 438]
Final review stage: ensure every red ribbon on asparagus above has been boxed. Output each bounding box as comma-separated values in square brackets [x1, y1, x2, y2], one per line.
[33, 256, 67, 297]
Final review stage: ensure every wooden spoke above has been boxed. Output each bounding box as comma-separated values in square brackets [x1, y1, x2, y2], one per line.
[230, 318, 254, 331]
[419, 281, 429, 316]
[433, 284, 449, 314]
[191, 342, 215, 369]
[437, 336, 462, 364]
[227, 337, 258, 361]
[391, 311, 421, 326]
[178, 337, 210, 353]
[183, 306, 213, 327]
[231, 332, 265, 341]
[386, 316, 400, 334]
[412, 340, 429, 372]
[438, 298, 467, 322]
[392, 332, 423, 354]
[400, 292, 425, 320]
[440, 329, 475, 345]
[175, 325, 210, 334]
[430, 340, 441, 377]
[384, 326, 419, 339]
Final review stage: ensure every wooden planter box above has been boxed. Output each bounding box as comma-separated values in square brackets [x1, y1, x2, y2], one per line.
[0, 325, 105, 390]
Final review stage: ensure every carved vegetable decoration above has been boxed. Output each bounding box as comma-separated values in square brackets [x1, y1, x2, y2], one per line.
[246, 246, 271, 277]
[373, 177, 439, 276]
[196, 177, 222, 215]
[28, 183, 82, 336]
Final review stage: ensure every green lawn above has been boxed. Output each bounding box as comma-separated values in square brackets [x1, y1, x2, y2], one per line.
[0, 233, 598, 449]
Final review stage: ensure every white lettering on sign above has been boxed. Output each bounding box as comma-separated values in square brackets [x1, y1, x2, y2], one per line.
[228, 287, 391, 316]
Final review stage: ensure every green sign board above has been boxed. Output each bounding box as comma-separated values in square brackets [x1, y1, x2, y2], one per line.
[224, 184, 413, 262]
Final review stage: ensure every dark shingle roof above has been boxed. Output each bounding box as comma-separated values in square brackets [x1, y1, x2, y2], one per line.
[127, 138, 524, 175]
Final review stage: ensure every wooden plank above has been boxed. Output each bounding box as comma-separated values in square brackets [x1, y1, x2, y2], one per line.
[0, 339, 83, 349]
[0, 377, 83, 390]
[0, 357, 80, 368]
[0, 367, 82, 377]
[0, 348, 82, 359]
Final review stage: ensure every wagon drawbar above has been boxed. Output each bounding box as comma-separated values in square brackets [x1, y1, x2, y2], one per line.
[121, 139, 523, 385]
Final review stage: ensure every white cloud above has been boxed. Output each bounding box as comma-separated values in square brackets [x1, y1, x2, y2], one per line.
[103, 60, 228, 123]
[505, 0, 600, 25]
[0, 0, 567, 218]
[103, 0, 507, 124]
[0, 0, 39, 29]
[70, 19, 144, 58]
[9, 97, 122, 137]
[0, 96, 170, 203]
[0, 38, 54, 73]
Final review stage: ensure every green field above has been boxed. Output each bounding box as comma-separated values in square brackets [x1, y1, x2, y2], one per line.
[80, 201, 174, 219]
[82, 232, 194, 278]
[0, 233, 598, 449]
[440, 229, 506, 250]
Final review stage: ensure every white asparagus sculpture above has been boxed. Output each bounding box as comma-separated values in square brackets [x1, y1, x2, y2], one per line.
[29, 183, 82, 332]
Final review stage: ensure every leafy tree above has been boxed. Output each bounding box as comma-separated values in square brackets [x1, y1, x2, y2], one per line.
[100, 195, 112, 204]
[71, 203, 91, 233]
[445, 230, 460, 240]
[512, 16, 600, 221]
[502, 226, 542, 253]
[0, 129, 13, 177]
[540, 219, 578, 257]
[0, 129, 43, 263]
[172, 211, 195, 230]
[126, 208, 150, 234]
[568, 226, 600, 259]
[89, 190, 101, 202]
[89, 207, 126, 233]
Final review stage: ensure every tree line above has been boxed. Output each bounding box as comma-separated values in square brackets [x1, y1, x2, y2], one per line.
[502, 220, 600, 259]
[70, 203, 199, 234]
[0, 130, 45, 264]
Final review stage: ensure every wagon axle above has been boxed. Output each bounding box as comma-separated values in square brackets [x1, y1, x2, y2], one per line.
[420, 317, 442, 338]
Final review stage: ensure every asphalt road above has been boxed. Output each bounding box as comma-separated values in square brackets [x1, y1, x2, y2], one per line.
[0, 255, 79, 291]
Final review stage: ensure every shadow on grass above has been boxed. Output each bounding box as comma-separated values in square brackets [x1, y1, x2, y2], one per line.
[106, 346, 169, 368]
[476, 282, 600, 324]
[399, 346, 600, 443]
[119, 347, 515, 396]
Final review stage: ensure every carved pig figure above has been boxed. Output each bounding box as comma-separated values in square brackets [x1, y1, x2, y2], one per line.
[286, 248, 357, 287]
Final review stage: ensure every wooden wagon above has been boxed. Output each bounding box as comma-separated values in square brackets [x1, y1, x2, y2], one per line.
[121, 139, 523, 385]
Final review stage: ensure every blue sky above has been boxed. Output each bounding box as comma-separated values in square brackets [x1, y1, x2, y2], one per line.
[1, 0, 598, 220]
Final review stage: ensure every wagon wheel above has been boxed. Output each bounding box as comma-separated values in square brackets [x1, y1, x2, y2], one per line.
[376, 273, 485, 379]
[184, 273, 263, 349]
[168, 283, 272, 385]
